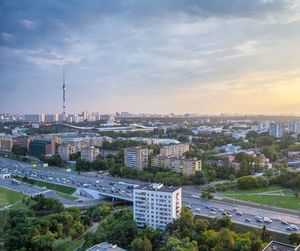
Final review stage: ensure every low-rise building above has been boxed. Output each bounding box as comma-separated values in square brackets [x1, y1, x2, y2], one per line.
[133, 183, 182, 229]
[288, 151, 300, 161]
[124, 147, 149, 169]
[86, 242, 126, 251]
[0, 172, 11, 179]
[263, 241, 300, 251]
[81, 146, 100, 162]
[214, 144, 240, 153]
[0, 136, 14, 151]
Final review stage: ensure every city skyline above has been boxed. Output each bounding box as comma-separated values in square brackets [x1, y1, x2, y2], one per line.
[1, 1, 300, 114]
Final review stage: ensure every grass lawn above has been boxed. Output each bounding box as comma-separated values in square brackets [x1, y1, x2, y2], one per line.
[16, 176, 76, 195]
[56, 192, 78, 201]
[0, 186, 26, 207]
[221, 185, 300, 210]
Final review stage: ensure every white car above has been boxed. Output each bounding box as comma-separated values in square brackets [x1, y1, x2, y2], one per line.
[209, 210, 216, 215]
[263, 217, 272, 223]
[290, 225, 299, 230]
[195, 208, 201, 212]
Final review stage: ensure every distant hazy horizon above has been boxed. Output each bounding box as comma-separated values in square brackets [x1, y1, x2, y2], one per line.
[1, 1, 300, 114]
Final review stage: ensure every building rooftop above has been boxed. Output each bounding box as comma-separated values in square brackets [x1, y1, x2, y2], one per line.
[135, 183, 181, 193]
[263, 241, 299, 251]
[86, 242, 126, 251]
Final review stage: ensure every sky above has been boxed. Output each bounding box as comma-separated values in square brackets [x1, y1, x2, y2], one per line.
[1, 0, 300, 115]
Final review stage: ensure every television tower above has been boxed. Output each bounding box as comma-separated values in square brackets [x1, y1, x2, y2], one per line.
[62, 69, 66, 117]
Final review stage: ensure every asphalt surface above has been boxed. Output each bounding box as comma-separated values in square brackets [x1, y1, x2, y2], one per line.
[0, 157, 299, 234]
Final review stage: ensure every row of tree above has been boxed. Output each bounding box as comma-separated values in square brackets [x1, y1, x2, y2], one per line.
[83, 206, 299, 251]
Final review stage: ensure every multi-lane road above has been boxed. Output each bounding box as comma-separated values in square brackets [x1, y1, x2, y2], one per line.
[0, 157, 299, 234]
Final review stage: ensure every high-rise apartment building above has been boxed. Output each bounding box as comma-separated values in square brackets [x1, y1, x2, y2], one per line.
[45, 114, 59, 123]
[133, 183, 181, 229]
[160, 144, 190, 158]
[57, 144, 77, 161]
[23, 114, 45, 124]
[288, 120, 300, 135]
[269, 123, 285, 138]
[124, 147, 149, 169]
[81, 146, 99, 162]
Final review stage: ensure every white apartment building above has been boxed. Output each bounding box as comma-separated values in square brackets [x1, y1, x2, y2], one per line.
[133, 183, 182, 229]
[81, 146, 99, 162]
[288, 120, 300, 135]
[160, 144, 189, 158]
[23, 114, 45, 124]
[152, 156, 201, 175]
[124, 147, 149, 169]
[269, 123, 285, 138]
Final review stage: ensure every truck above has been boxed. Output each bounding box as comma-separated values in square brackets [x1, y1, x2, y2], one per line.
[66, 168, 71, 172]
[42, 163, 48, 168]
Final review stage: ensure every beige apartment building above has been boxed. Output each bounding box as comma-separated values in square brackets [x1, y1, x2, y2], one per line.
[152, 156, 201, 175]
[124, 146, 149, 169]
[160, 144, 189, 158]
[81, 146, 100, 162]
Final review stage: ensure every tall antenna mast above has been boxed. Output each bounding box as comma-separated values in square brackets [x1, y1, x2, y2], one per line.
[63, 69, 66, 116]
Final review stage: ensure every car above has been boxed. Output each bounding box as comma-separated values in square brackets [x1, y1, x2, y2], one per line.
[209, 210, 216, 215]
[205, 205, 210, 209]
[256, 219, 264, 223]
[263, 217, 272, 223]
[255, 216, 262, 220]
[227, 214, 232, 218]
[286, 227, 294, 231]
[290, 225, 299, 231]
[236, 211, 243, 216]
[273, 217, 281, 221]
[222, 212, 227, 216]
[218, 208, 225, 212]
[245, 218, 251, 222]
[195, 208, 201, 212]
[232, 208, 239, 212]
[186, 205, 192, 209]
[281, 221, 289, 225]
[210, 208, 216, 212]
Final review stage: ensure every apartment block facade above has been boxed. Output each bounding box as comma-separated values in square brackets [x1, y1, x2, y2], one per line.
[160, 143, 190, 158]
[81, 146, 100, 162]
[124, 147, 149, 169]
[133, 183, 182, 229]
[152, 156, 201, 175]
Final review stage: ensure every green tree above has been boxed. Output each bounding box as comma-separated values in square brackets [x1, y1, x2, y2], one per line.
[130, 237, 152, 251]
[12, 145, 28, 156]
[289, 233, 300, 246]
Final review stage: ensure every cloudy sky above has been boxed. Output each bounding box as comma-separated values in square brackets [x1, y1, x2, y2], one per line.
[1, 0, 300, 115]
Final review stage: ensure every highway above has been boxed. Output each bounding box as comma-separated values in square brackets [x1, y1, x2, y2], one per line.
[0, 157, 299, 234]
